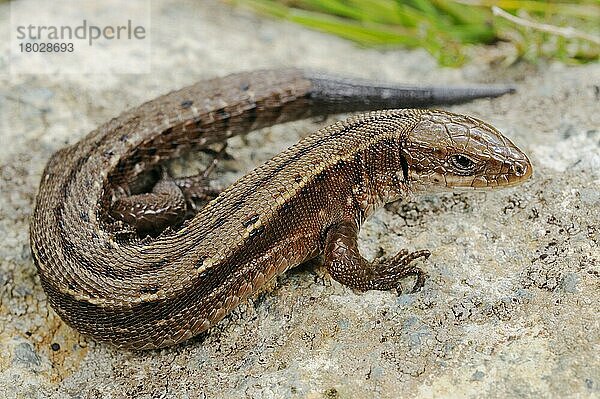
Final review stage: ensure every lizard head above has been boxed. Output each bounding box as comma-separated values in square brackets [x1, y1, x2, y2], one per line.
[402, 111, 532, 191]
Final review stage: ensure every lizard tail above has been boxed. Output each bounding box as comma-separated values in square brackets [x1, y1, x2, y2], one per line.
[306, 72, 515, 114]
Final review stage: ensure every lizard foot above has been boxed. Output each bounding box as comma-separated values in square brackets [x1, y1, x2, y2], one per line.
[371, 249, 430, 293]
[174, 143, 229, 210]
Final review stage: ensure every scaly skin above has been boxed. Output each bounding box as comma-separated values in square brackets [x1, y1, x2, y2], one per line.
[30, 69, 531, 349]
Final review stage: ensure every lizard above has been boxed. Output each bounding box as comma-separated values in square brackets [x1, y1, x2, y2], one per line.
[30, 69, 532, 349]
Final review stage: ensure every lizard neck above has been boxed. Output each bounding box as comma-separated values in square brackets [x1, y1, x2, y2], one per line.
[351, 128, 417, 222]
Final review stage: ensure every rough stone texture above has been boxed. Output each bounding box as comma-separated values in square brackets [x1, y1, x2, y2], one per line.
[0, 1, 598, 398]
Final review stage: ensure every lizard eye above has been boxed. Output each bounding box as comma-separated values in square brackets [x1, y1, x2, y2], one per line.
[449, 154, 476, 172]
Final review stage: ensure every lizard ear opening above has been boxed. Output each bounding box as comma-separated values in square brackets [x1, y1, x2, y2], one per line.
[399, 152, 409, 181]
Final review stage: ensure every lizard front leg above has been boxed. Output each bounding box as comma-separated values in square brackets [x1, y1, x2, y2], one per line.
[323, 220, 430, 293]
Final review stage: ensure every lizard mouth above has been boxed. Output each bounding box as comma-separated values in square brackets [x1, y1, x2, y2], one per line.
[471, 159, 533, 189]
[414, 158, 533, 190]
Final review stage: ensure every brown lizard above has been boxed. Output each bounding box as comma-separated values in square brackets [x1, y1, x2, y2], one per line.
[30, 69, 532, 349]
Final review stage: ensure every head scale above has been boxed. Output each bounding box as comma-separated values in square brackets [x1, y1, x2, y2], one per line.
[402, 111, 532, 191]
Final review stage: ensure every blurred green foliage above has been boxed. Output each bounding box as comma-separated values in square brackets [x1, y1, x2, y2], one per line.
[232, 0, 599, 66]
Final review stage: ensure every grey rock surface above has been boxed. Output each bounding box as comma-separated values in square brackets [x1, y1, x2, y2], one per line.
[0, 1, 598, 398]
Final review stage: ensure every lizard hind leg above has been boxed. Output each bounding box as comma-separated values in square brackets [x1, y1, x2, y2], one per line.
[109, 168, 187, 237]
[323, 220, 430, 293]
[110, 143, 229, 236]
